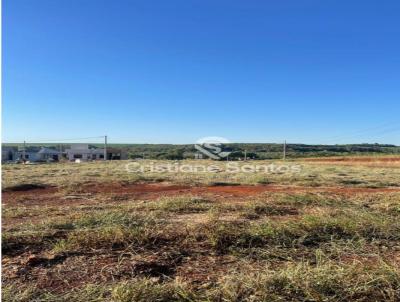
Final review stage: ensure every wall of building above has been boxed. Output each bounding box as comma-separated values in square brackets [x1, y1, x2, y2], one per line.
[66, 148, 104, 161]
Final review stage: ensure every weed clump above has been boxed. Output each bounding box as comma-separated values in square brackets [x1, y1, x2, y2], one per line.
[211, 259, 400, 301]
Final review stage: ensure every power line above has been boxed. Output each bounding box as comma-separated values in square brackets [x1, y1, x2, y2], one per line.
[321, 121, 398, 141]
[23, 136, 106, 143]
[319, 121, 400, 144]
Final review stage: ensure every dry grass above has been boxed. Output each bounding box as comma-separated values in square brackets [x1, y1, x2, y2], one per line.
[2, 158, 400, 189]
[2, 158, 400, 301]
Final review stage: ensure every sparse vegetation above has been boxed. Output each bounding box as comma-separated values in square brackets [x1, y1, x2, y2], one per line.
[2, 157, 400, 301]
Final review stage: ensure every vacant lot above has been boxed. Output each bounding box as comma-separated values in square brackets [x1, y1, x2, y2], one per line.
[2, 157, 400, 301]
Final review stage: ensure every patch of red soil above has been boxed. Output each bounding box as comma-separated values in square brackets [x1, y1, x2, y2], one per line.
[3, 182, 400, 208]
[196, 184, 400, 196]
[82, 182, 274, 198]
[176, 254, 235, 285]
[84, 182, 189, 194]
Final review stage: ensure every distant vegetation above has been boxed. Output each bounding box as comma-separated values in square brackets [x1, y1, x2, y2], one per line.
[4, 143, 399, 160]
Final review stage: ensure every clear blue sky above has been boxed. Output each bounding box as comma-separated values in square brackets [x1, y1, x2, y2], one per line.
[3, 0, 400, 144]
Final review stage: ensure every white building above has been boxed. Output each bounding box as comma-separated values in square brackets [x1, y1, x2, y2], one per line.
[15, 147, 61, 162]
[17, 146, 42, 162]
[65, 144, 104, 161]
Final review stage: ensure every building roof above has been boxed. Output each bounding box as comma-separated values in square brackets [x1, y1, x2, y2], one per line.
[38, 147, 60, 154]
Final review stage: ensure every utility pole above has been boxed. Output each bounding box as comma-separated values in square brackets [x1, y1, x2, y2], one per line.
[244, 150, 247, 161]
[283, 140, 286, 160]
[23, 140, 26, 162]
[104, 135, 107, 161]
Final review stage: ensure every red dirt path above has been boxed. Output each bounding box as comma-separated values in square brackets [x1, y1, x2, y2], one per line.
[3, 182, 400, 207]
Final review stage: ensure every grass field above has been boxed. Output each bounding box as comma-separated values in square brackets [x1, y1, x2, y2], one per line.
[2, 157, 400, 301]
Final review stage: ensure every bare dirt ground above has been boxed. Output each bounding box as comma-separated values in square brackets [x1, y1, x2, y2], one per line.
[4, 182, 400, 207]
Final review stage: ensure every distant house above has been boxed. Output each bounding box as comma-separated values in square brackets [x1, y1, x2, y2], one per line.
[37, 147, 61, 161]
[15, 147, 61, 162]
[2, 143, 128, 163]
[65, 144, 104, 161]
[2, 146, 17, 162]
[17, 146, 42, 162]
